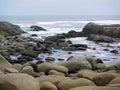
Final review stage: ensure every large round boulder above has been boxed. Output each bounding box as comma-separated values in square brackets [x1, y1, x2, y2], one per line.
[57, 78, 95, 90]
[105, 61, 120, 73]
[40, 81, 57, 90]
[58, 56, 92, 73]
[77, 70, 119, 86]
[0, 73, 40, 90]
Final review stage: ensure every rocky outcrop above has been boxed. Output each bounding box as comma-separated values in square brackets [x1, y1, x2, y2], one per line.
[82, 22, 120, 38]
[0, 21, 24, 36]
[30, 25, 47, 31]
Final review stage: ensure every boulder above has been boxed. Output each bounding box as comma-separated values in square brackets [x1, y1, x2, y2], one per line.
[48, 70, 65, 76]
[69, 86, 120, 90]
[0, 55, 12, 71]
[58, 56, 92, 73]
[5, 67, 19, 73]
[105, 61, 120, 73]
[13, 64, 22, 72]
[108, 77, 120, 88]
[77, 70, 119, 86]
[40, 82, 57, 90]
[82, 22, 120, 38]
[22, 49, 38, 58]
[57, 78, 95, 90]
[37, 63, 68, 74]
[36, 75, 70, 85]
[30, 25, 47, 31]
[0, 71, 4, 76]
[21, 66, 38, 77]
[70, 44, 87, 50]
[0, 73, 40, 90]
[0, 21, 24, 36]
[66, 30, 81, 37]
[45, 57, 55, 62]
[87, 34, 114, 42]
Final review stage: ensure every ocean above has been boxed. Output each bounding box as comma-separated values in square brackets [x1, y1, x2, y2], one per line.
[1, 15, 120, 38]
[1, 15, 120, 62]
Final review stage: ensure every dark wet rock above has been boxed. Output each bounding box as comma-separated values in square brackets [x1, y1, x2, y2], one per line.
[22, 49, 38, 58]
[96, 58, 103, 63]
[110, 50, 119, 54]
[30, 25, 47, 31]
[31, 34, 38, 37]
[62, 47, 75, 51]
[57, 58, 65, 61]
[70, 44, 87, 50]
[45, 57, 55, 62]
[92, 47, 96, 50]
[66, 30, 81, 37]
[45, 34, 66, 42]
[82, 22, 120, 38]
[68, 52, 72, 54]
[103, 49, 109, 51]
[87, 34, 115, 42]
[0, 21, 24, 36]
[36, 60, 44, 64]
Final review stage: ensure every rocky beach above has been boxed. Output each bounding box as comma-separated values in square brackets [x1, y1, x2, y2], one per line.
[0, 21, 120, 90]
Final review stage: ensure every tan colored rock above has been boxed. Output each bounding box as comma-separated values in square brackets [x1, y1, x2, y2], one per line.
[36, 75, 70, 85]
[5, 67, 19, 73]
[40, 82, 57, 90]
[37, 63, 68, 74]
[49, 70, 65, 76]
[77, 70, 119, 86]
[39, 72, 45, 76]
[0, 73, 40, 90]
[58, 56, 92, 73]
[109, 77, 120, 84]
[0, 55, 12, 71]
[92, 73, 119, 86]
[69, 86, 120, 90]
[105, 61, 120, 73]
[85, 57, 97, 70]
[21, 66, 39, 77]
[0, 70, 4, 76]
[13, 64, 22, 72]
[57, 78, 95, 90]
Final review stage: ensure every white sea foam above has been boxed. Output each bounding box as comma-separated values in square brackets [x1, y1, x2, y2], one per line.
[36, 20, 120, 26]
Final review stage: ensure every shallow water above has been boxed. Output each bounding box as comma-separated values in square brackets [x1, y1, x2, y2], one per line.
[38, 37, 120, 63]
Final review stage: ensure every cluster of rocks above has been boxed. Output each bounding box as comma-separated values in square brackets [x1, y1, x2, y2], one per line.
[44, 34, 88, 51]
[0, 35, 52, 63]
[0, 55, 120, 90]
[0, 21, 52, 63]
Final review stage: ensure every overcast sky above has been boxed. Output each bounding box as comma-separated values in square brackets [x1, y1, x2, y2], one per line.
[0, 0, 120, 15]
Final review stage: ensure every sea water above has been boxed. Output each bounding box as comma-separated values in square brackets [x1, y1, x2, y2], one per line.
[1, 15, 120, 62]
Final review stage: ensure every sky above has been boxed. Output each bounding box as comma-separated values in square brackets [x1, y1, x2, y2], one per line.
[0, 0, 120, 15]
